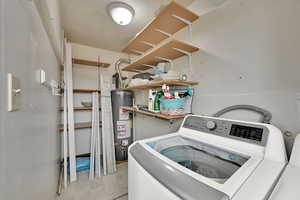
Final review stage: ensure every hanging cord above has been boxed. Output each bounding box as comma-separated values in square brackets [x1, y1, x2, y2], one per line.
[98, 56, 101, 90]
[213, 105, 272, 124]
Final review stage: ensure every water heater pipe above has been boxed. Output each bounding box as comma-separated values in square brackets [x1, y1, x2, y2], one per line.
[115, 58, 131, 88]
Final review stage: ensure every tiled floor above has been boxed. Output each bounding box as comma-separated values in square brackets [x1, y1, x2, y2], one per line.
[58, 163, 128, 200]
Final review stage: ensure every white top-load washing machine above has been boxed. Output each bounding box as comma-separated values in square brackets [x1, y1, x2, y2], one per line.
[128, 115, 287, 200]
[269, 134, 300, 200]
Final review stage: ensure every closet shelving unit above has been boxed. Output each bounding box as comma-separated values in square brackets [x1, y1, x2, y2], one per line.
[60, 58, 109, 131]
[120, 1, 199, 121]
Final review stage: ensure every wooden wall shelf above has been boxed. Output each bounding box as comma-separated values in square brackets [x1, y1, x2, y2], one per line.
[73, 89, 101, 93]
[122, 39, 199, 72]
[122, 1, 199, 55]
[122, 106, 185, 120]
[73, 58, 110, 68]
[121, 79, 198, 90]
[60, 107, 102, 111]
[59, 122, 101, 131]
[62, 89, 100, 93]
[60, 107, 93, 111]
[59, 122, 91, 131]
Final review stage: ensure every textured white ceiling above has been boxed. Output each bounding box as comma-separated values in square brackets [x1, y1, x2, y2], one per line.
[60, 0, 195, 52]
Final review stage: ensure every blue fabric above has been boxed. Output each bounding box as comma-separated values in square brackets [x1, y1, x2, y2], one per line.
[76, 157, 90, 172]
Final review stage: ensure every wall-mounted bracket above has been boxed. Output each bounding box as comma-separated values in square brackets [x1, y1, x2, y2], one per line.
[155, 56, 174, 69]
[173, 47, 192, 70]
[173, 47, 194, 78]
[141, 64, 157, 69]
[130, 49, 144, 55]
[139, 41, 155, 48]
[130, 69, 143, 73]
[39, 69, 61, 96]
[152, 116, 175, 125]
[173, 47, 192, 57]
[154, 29, 172, 37]
[172, 14, 193, 39]
[43, 80, 62, 96]
[132, 70, 144, 73]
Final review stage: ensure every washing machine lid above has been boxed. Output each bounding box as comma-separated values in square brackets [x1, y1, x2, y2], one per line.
[150, 136, 249, 184]
[130, 133, 264, 199]
[130, 140, 231, 200]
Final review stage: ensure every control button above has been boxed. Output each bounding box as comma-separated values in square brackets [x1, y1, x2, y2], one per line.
[206, 121, 217, 130]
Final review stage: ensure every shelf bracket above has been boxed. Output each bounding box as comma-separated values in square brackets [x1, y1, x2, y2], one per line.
[142, 64, 157, 69]
[172, 14, 193, 39]
[128, 69, 143, 73]
[154, 29, 172, 38]
[155, 56, 174, 69]
[169, 119, 175, 125]
[139, 41, 155, 48]
[173, 47, 192, 69]
[130, 49, 144, 55]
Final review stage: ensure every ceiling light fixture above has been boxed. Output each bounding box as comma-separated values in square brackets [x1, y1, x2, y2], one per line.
[107, 2, 135, 26]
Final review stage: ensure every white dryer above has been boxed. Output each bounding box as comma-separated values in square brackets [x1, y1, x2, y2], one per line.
[128, 115, 287, 200]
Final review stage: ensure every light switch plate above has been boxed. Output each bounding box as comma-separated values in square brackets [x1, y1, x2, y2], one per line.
[7, 73, 21, 112]
[40, 69, 46, 84]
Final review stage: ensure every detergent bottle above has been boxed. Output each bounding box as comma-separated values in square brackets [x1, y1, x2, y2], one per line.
[154, 91, 164, 112]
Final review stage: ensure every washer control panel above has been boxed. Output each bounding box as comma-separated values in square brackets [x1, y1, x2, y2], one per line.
[229, 124, 263, 142]
[183, 116, 269, 146]
[206, 121, 217, 130]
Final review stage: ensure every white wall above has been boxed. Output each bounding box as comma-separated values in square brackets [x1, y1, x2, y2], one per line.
[0, 0, 4, 197]
[70, 43, 126, 155]
[133, 0, 300, 156]
[186, 0, 300, 156]
[34, 0, 63, 62]
[0, 0, 61, 199]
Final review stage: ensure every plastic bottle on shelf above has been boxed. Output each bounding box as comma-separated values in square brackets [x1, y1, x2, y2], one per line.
[148, 89, 156, 112]
[154, 91, 164, 113]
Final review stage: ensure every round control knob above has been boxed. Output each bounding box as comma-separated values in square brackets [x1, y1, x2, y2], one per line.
[206, 121, 217, 130]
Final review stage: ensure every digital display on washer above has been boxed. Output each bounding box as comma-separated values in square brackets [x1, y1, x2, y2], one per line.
[230, 124, 263, 142]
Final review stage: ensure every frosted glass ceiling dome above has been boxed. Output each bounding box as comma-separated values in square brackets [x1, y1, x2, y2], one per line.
[107, 2, 135, 26]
